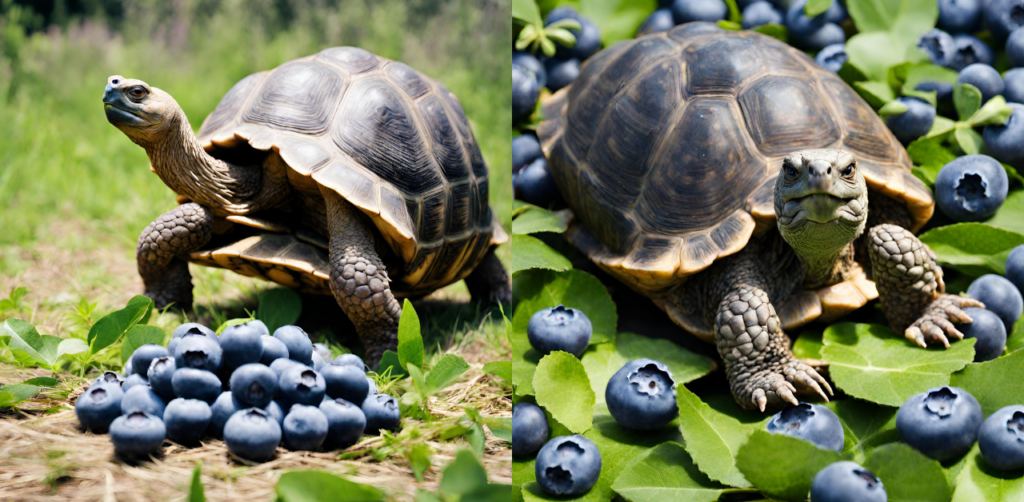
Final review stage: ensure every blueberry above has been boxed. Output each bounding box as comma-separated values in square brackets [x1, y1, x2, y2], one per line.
[311, 350, 326, 372]
[279, 366, 326, 406]
[1007, 245, 1024, 293]
[219, 322, 265, 372]
[282, 404, 329, 451]
[513, 65, 539, 122]
[208, 391, 243, 437]
[230, 363, 279, 408]
[605, 359, 678, 430]
[918, 29, 957, 67]
[767, 403, 844, 452]
[984, 103, 1024, 168]
[959, 63, 1005, 104]
[121, 384, 166, 417]
[885, 97, 936, 145]
[742, 1, 783, 29]
[810, 461, 887, 502]
[814, 43, 848, 73]
[915, 81, 955, 102]
[535, 435, 602, 496]
[638, 8, 676, 37]
[786, 0, 845, 51]
[110, 410, 166, 458]
[958, 307, 1008, 361]
[259, 335, 289, 365]
[266, 399, 285, 425]
[979, 405, 1024, 470]
[672, 0, 728, 24]
[270, 357, 308, 379]
[512, 134, 543, 173]
[130, 344, 169, 377]
[984, 0, 1024, 44]
[798, 22, 846, 51]
[163, 398, 211, 445]
[92, 371, 125, 388]
[334, 353, 367, 372]
[312, 343, 332, 363]
[321, 362, 370, 404]
[513, 51, 547, 89]
[935, 155, 1009, 222]
[173, 332, 223, 373]
[967, 275, 1022, 332]
[950, 34, 994, 71]
[274, 325, 313, 366]
[172, 323, 216, 340]
[75, 383, 124, 433]
[938, 0, 983, 34]
[319, 398, 366, 449]
[513, 403, 549, 459]
[545, 6, 581, 26]
[171, 368, 222, 404]
[544, 58, 580, 92]
[362, 393, 401, 433]
[122, 373, 149, 393]
[553, 16, 601, 61]
[224, 408, 282, 462]
[897, 386, 983, 461]
[124, 358, 133, 376]
[366, 377, 378, 395]
[1010, 29, 1024, 68]
[515, 157, 561, 208]
[527, 305, 592, 357]
[147, 356, 176, 401]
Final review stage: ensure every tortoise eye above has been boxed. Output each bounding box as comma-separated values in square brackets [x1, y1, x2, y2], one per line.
[127, 86, 148, 100]
[786, 166, 797, 177]
[842, 163, 855, 178]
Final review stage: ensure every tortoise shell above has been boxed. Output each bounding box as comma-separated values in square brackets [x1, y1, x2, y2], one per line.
[537, 24, 933, 300]
[186, 47, 505, 297]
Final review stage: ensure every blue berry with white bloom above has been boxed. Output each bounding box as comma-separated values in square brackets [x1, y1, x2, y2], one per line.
[767, 402, 844, 452]
[815, 43, 847, 73]
[110, 410, 166, 458]
[535, 435, 602, 496]
[163, 398, 211, 445]
[979, 405, 1024, 470]
[527, 305, 593, 357]
[810, 461, 887, 502]
[224, 408, 281, 462]
[967, 274, 1022, 333]
[606, 359, 678, 430]
[935, 155, 1008, 222]
[897, 386, 982, 461]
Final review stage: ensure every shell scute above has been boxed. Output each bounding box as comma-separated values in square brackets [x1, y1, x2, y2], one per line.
[242, 61, 344, 134]
[684, 36, 764, 95]
[739, 75, 842, 157]
[316, 47, 379, 73]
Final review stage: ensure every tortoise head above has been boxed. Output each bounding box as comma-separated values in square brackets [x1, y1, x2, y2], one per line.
[774, 149, 868, 252]
[103, 75, 181, 146]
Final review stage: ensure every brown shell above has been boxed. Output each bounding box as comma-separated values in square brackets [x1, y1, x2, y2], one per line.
[191, 47, 506, 295]
[537, 24, 933, 297]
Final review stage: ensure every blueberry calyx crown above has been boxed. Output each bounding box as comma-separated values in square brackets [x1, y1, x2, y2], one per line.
[854, 467, 881, 489]
[923, 387, 959, 418]
[183, 350, 208, 368]
[627, 362, 675, 397]
[185, 327, 205, 337]
[89, 387, 109, 402]
[242, 408, 270, 423]
[544, 305, 577, 326]
[124, 410, 150, 427]
[299, 370, 317, 389]
[778, 403, 816, 431]
[955, 173, 989, 211]
[1008, 411, 1024, 440]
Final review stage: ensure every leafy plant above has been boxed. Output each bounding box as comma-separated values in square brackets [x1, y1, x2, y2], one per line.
[513, 0, 581, 57]
[0, 286, 31, 319]
[255, 288, 302, 333]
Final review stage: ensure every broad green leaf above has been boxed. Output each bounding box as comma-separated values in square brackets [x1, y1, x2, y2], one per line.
[408, 364, 428, 398]
[87, 295, 154, 354]
[545, 28, 577, 47]
[1008, 319, 1024, 353]
[580, 332, 713, 408]
[507, 234, 572, 275]
[425, 353, 471, 393]
[533, 351, 595, 434]
[24, 377, 58, 387]
[215, 317, 253, 335]
[414, 490, 444, 502]
[256, 288, 302, 333]
[863, 443, 951, 502]
[56, 338, 88, 361]
[878, 99, 910, 117]
[955, 83, 983, 121]
[792, 330, 824, 360]
[907, 137, 957, 187]
[119, 325, 166, 364]
[951, 349, 1024, 416]
[987, 191, 1024, 236]
[736, 431, 842, 501]
[826, 399, 899, 462]
[900, 64, 959, 98]
[3, 319, 60, 368]
[752, 23, 788, 42]
[951, 445, 1024, 501]
[483, 360, 511, 382]
[513, 330, 541, 397]
[578, 0, 657, 46]
[676, 386, 771, 487]
[408, 443, 432, 482]
[512, 206, 569, 235]
[397, 299, 424, 370]
[804, 0, 831, 17]
[0, 383, 40, 408]
[485, 416, 513, 442]
[923, 115, 957, 139]
[611, 442, 728, 502]
[919, 223, 1024, 276]
[953, 126, 983, 155]
[439, 449, 489, 497]
[966, 95, 1014, 127]
[847, 0, 937, 39]
[276, 470, 384, 501]
[187, 462, 205, 502]
[512, 0, 543, 25]
[377, 350, 408, 377]
[853, 79, 896, 108]
[821, 323, 976, 407]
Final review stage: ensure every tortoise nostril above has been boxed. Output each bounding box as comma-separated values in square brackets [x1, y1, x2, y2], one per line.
[827, 167, 831, 175]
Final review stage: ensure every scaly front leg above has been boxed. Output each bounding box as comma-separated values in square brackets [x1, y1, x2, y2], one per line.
[867, 224, 984, 348]
[136, 203, 214, 309]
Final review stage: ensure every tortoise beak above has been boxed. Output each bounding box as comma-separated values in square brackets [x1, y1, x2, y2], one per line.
[103, 83, 147, 127]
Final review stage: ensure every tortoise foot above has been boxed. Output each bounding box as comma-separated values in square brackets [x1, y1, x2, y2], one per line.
[905, 294, 984, 349]
[142, 258, 194, 310]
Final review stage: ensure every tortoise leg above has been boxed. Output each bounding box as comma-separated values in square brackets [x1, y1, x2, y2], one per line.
[867, 224, 984, 348]
[464, 247, 512, 305]
[136, 203, 214, 309]
[323, 190, 402, 367]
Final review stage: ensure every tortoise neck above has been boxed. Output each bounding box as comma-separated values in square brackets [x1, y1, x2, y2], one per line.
[145, 107, 261, 212]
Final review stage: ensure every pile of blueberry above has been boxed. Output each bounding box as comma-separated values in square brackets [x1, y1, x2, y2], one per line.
[75, 321, 400, 462]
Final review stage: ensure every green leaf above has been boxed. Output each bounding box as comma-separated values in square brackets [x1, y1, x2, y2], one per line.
[485, 416, 513, 442]
[467, 422, 487, 456]
[611, 442, 728, 502]
[376, 350, 408, 377]
[1008, 317, 1024, 353]
[578, 0, 657, 46]
[216, 317, 254, 335]
[512, 206, 569, 235]
[923, 115, 957, 140]
[87, 295, 154, 354]
[919, 223, 1024, 276]
[951, 445, 1024, 501]
[439, 449, 489, 497]
[821, 323, 976, 407]
[752, 23, 788, 42]
[512, 0, 542, 26]
[24, 377, 58, 387]
[119, 325, 167, 365]
[545, 27, 577, 48]
[736, 430, 842, 501]
[256, 288, 302, 333]
[580, 332, 713, 408]
[724, 0, 741, 22]
[408, 443, 432, 482]
[187, 462, 205, 502]
[792, 330, 824, 360]
[953, 126, 984, 155]
[483, 360, 511, 382]
[408, 364, 428, 399]
[0, 383, 40, 408]
[853, 79, 897, 108]
[804, 0, 831, 17]
[397, 299, 424, 370]
[878, 99, 910, 117]
[826, 399, 899, 462]
[533, 351, 595, 434]
[907, 137, 957, 187]
[507, 234, 572, 275]
[676, 386, 771, 487]
[901, 64, 959, 97]
[56, 338, 88, 361]
[425, 353, 471, 393]
[988, 191, 1024, 236]
[716, 20, 741, 31]
[863, 443, 952, 502]
[955, 83, 983, 121]
[276, 470, 384, 501]
[3, 319, 61, 369]
[414, 490, 444, 502]
[951, 349, 1024, 416]
[965, 95, 1014, 127]
[844, 0, 937, 81]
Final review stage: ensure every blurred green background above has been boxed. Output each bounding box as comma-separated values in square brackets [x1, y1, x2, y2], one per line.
[0, 0, 511, 271]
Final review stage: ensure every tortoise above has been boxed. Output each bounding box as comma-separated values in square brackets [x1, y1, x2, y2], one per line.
[102, 47, 510, 365]
[537, 23, 983, 411]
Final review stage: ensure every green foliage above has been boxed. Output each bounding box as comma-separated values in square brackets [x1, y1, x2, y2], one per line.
[863, 443, 952, 502]
[512, 206, 569, 235]
[275, 470, 384, 502]
[482, 360, 511, 382]
[425, 354, 471, 393]
[791, 330, 824, 360]
[736, 431, 842, 501]
[951, 349, 1024, 416]
[821, 323, 976, 406]
[844, 0, 936, 81]
[577, 0, 657, 46]
[533, 351, 595, 434]
[4, 318, 62, 369]
[439, 449, 490, 497]
[398, 299, 425, 371]
[408, 443, 433, 482]
[610, 442, 729, 502]
[826, 399, 899, 462]
[0, 381, 42, 408]
[256, 288, 302, 334]
[87, 295, 153, 354]
[675, 386, 770, 487]
[919, 223, 1024, 276]
[951, 445, 1024, 501]
[377, 350, 409, 378]
[119, 325, 166, 364]
[804, 0, 833, 17]
[0, 286, 31, 319]
[187, 462, 205, 502]
[507, 234, 572, 275]
[515, 1, 581, 58]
